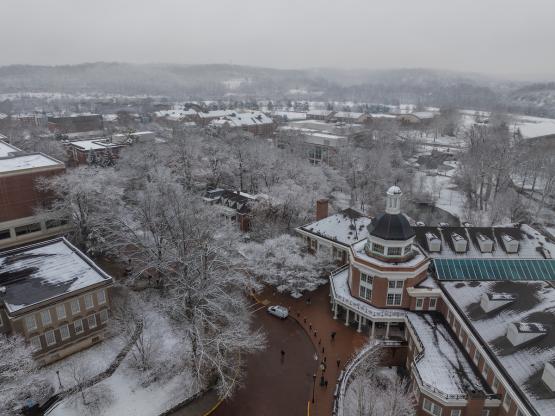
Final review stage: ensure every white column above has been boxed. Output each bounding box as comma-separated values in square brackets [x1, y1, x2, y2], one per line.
[357, 315, 362, 333]
[371, 321, 376, 339]
[345, 309, 350, 326]
[385, 321, 390, 339]
[333, 303, 338, 320]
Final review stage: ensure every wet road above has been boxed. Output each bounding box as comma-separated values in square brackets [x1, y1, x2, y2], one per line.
[212, 305, 318, 416]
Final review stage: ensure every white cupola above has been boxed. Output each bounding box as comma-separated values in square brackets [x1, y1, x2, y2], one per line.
[385, 185, 402, 215]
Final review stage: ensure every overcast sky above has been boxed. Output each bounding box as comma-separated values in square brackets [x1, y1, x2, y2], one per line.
[2, 0, 554, 79]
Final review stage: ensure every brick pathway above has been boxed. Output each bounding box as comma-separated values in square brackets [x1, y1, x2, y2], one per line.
[259, 283, 367, 416]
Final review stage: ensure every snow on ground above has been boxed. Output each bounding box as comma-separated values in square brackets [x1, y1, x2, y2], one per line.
[413, 170, 466, 221]
[47, 293, 197, 416]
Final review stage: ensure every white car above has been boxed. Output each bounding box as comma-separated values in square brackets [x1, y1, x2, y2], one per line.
[267, 305, 289, 319]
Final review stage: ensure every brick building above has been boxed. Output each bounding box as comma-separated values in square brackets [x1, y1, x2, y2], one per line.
[0, 238, 113, 365]
[48, 113, 104, 134]
[301, 187, 555, 416]
[203, 188, 258, 232]
[0, 140, 67, 249]
[209, 111, 276, 136]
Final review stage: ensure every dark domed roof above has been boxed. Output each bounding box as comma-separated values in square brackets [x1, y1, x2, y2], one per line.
[368, 213, 415, 241]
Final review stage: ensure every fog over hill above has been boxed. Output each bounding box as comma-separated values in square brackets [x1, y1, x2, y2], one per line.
[1, 63, 554, 116]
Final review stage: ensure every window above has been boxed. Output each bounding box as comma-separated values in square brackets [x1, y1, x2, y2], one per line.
[503, 393, 512, 411]
[25, 315, 37, 331]
[14, 222, 42, 236]
[446, 309, 451, 322]
[473, 349, 481, 365]
[387, 293, 402, 306]
[482, 362, 489, 379]
[404, 244, 412, 254]
[45, 330, 56, 346]
[450, 410, 461, 416]
[422, 397, 442, 416]
[40, 310, 52, 326]
[388, 280, 403, 289]
[360, 285, 372, 301]
[74, 319, 84, 335]
[481, 409, 490, 416]
[416, 298, 423, 309]
[492, 377, 499, 393]
[0, 229, 11, 240]
[387, 246, 402, 256]
[30, 335, 42, 352]
[0, 313, 3, 327]
[56, 304, 67, 320]
[429, 298, 437, 310]
[99, 309, 109, 323]
[84, 294, 94, 310]
[45, 219, 68, 229]
[360, 273, 373, 284]
[70, 298, 81, 315]
[59, 324, 70, 340]
[372, 243, 384, 254]
[87, 314, 97, 329]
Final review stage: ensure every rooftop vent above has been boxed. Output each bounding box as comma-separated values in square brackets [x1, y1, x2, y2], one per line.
[501, 234, 519, 254]
[476, 233, 494, 253]
[425, 232, 441, 252]
[0, 286, 6, 295]
[451, 233, 468, 253]
[542, 362, 555, 392]
[480, 293, 517, 313]
[506, 322, 548, 347]
[439, 222, 449, 228]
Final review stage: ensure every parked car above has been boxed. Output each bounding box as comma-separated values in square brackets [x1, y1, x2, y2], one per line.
[267, 305, 289, 319]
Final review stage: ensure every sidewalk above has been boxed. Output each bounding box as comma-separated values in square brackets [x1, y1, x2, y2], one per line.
[258, 284, 367, 416]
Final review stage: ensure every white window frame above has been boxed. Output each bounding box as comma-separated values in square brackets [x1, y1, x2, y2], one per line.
[74, 319, 84, 335]
[84, 293, 94, 310]
[87, 314, 97, 329]
[386, 293, 402, 306]
[0, 313, 3, 327]
[25, 315, 37, 332]
[99, 309, 108, 323]
[416, 298, 424, 310]
[429, 297, 437, 310]
[482, 362, 489, 379]
[97, 289, 106, 305]
[41, 309, 52, 326]
[450, 410, 461, 416]
[372, 243, 384, 254]
[30, 335, 42, 352]
[387, 246, 402, 256]
[56, 303, 67, 320]
[422, 397, 442, 416]
[492, 377, 499, 393]
[359, 285, 372, 301]
[45, 329, 56, 346]
[70, 298, 81, 315]
[473, 349, 481, 365]
[59, 324, 70, 340]
[481, 409, 491, 416]
[503, 393, 512, 411]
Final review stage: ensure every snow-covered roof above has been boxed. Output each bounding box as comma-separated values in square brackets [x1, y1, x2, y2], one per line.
[67, 138, 123, 152]
[0, 140, 20, 157]
[209, 111, 274, 127]
[411, 111, 435, 120]
[333, 111, 365, 119]
[0, 153, 63, 174]
[299, 208, 371, 246]
[352, 240, 428, 269]
[414, 224, 555, 259]
[154, 109, 198, 120]
[0, 238, 112, 314]
[443, 280, 555, 415]
[307, 110, 334, 117]
[197, 110, 236, 119]
[270, 111, 307, 121]
[407, 313, 489, 397]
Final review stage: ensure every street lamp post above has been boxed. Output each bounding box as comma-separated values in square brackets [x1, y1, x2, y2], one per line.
[312, 373, 316, 403]
[56, 370, 63, 390]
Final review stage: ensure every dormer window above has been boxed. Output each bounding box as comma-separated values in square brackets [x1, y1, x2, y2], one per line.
[404, 244, 412, 254]
[387, 247, 402, 256]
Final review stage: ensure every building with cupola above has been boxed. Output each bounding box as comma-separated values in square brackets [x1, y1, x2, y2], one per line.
[297, 186, 555, 416]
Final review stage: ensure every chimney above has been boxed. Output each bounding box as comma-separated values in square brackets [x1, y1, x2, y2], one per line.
[316, 198, 329, 221]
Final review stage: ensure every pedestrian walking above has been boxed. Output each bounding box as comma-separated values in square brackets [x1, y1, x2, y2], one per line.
[324, 356, 327, 363]
[322, 346, 325, 354]
[337, 359, 341, 368]
[306, 297, 311, 305]
[309, 323, 312, 330]
[281, 349, 285, 358]
[331, 331, 336, 341]
[325, 380, 328, 388]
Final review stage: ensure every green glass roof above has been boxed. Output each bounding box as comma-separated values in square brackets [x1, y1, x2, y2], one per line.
[433, 258, 555, 281]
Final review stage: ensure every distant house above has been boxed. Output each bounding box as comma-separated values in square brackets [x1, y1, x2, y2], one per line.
[0, 238, 113, 365]
[153, 109, 199, 126]
[331, 111, 370, 124]
[0, 140, 67, 249]
[306, 110, 335, 121]
[48, 113, 104, 134]
[209, 111, 275, 136]
[203, 188, 257, 232]
[277, 126, 347, 166]
[197, 110, 237, 126]
[397, 111, 436, 124]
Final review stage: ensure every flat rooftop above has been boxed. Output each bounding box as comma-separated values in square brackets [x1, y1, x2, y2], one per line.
[0, 238, 112, 314]
[443, 280, 555, 415]
[0, 140, 20, 157]
[408, 313, 489, 397]
[0, 153, 64, 174]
